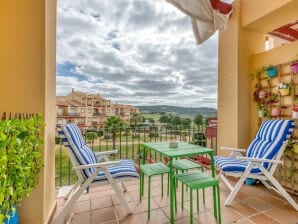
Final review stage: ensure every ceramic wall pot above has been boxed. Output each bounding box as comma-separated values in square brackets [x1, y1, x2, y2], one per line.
[279, 88, 290, 96]
[258, 110, 265, 118]
[290, 62, 298, 73]
[267, 67, 277, 77]
[271, 108, 281, 117]
[293, 111, 298, 119]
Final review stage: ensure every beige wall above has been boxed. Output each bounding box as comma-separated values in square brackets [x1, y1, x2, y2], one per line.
[218, 0, 298, 155]
[0, 1, 56, 223]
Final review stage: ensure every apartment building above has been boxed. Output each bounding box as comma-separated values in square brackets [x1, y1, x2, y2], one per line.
[56, 89, 139, 128]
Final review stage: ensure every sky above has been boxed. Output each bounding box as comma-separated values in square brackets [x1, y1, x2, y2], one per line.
[56, 0, 219, 109]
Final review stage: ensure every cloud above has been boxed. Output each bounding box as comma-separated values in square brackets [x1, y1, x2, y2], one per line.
[56, 0, 218, 108]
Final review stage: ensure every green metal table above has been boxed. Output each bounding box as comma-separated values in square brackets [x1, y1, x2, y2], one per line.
[142, 142, 215, 224]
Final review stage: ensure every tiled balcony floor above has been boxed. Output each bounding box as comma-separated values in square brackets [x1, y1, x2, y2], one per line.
[54, 174, 298, 224]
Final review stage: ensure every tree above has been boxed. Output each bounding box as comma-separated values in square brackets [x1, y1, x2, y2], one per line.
[193, 114, 204, 127]
[130, 112, 143, 127]
[86, 131, 98, 144]
[104, 115, 124, 149]
[171, 116, 181, 126]
[148, 118, 155, 124]
[159, 115, 170, 124]
[181, 118, 191, 126]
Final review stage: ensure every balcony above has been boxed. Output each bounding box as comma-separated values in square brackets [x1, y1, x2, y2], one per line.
[93, 112, 105, 116]
[57, 112, 81, 117]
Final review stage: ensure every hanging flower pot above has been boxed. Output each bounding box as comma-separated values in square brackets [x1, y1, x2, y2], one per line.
[293, 144, 298, 153]
[279, 88, 290, 96]
[266, 66, 277, 78]
[258, 109, 265, 118]
[290, 61, 298, 73]
[3, 207, 18, 224]
[271, 107, 281, 117]
[292, 107, 298, 119]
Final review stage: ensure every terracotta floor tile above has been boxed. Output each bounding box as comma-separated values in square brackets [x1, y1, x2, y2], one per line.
[174, 217, 194, 224]
[257, 194, 286, 207]
[242, 197, 274, 212]
[77, 192, 91, 202]
[249, 213, 280, 224]
[132, 197, 159, 214]
[91, 196, 113, 210]
[161, 204, 190, 220]
[72, 200, 90, 214]
[91, 207, 116, 224]
[230, 201, 258, 217]
[111, 193, 134, 205]
[195, 210, 220, 224]
[263, 206, 298, 224]
[91, 189, 113, 199]
[71, 212, 91, 224]
[141, 209, 169, 224]
[236, 219, 256, 224]
[152, 195, 171, 207]
[118, 214, 144, 224]
[221, 206, 245, 223]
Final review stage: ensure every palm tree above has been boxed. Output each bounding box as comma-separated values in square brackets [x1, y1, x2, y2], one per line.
[130, 112, 143, 127]
[104, 115, 124, 149]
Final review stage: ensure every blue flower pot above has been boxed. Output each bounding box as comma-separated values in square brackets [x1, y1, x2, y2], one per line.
[267, 67, 277, 77]
[3, 207, 18, 224]
[245, 178, 255, 186]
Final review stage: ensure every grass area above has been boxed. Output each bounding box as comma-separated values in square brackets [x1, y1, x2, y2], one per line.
[142, 113, 162, 121]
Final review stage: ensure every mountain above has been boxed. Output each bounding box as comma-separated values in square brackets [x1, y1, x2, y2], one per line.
[136, 105, 217, 118]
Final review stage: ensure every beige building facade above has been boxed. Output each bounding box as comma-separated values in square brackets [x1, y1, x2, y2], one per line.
[57, 89, 139, 128]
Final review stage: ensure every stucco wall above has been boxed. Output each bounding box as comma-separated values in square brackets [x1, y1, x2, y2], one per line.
[0, 1, 56, 223]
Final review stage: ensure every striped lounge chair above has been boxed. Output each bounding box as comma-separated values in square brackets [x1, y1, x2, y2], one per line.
[215, 119, 298, 211]
[54, 124, 139, 224]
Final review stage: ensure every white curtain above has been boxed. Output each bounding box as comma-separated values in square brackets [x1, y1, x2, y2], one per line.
[165, 0, 233, 44]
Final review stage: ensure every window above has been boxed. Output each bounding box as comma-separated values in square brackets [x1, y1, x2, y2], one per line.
[88, 118, 92, 122]
[57, 119, 63, 124]
[88, 108, 92, 113]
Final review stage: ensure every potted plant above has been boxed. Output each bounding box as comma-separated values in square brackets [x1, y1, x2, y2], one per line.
[294, 94, 298, 105]
[253, 84, 268, 117]
[0, 115, 44, 223]
[276, 82, 290, 96]
[250, 66, 267, 80]
[290, 54, 298, 73]
[266, 65, 277, 78]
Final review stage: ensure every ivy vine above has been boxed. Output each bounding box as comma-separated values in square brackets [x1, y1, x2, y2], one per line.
[0, 114, 44, 222]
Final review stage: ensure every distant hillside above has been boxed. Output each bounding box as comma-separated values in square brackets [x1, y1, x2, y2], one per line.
[137, 105, 217, 118]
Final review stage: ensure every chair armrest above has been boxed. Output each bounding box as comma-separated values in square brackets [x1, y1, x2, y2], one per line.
[221, 147, 247, 152]
[72, 160, 121, 170]
[236, 156, 283, 164]
[95, 150, 118, 156]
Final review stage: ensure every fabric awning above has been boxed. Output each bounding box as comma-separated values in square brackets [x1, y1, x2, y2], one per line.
[165, 0, 233, 44]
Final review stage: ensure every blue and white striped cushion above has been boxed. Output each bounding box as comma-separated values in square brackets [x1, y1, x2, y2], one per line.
[57, 124, 138, 180]
[93, 159, 139, 181]
[215, 120, 294, 174]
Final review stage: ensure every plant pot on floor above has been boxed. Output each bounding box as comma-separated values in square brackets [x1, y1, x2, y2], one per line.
[3, 207, 18, 224]
[290, 62, 298, 73]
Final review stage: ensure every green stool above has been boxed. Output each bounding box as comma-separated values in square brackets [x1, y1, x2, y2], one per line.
[173, 159, 205, 210]
[140, 162, 170, 220]
[174, 172, 221, 224]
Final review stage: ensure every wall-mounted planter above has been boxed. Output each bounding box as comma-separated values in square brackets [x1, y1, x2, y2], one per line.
[271, 108, 281, 117]
[293, 144, 298, 154]
[267, 67, 277, 77]
[279, 88, 290, 96]
[290, 61, 298, 73]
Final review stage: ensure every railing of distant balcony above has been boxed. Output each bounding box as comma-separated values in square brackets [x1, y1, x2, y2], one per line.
[55, 125, 217, 187]
[57, 112, 81, 116]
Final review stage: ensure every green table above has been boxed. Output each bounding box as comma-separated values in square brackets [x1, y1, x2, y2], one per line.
[142, 142, 215, 224]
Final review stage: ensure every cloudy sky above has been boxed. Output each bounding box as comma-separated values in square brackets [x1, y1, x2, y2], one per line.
[56, 0, 219, 108]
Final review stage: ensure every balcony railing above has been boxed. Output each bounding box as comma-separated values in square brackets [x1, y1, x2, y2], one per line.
[57, 112, 81, 117]
[55, 125, 217, 187]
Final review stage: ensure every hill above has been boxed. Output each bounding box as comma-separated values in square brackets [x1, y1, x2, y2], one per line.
[136, 105, 217, 118]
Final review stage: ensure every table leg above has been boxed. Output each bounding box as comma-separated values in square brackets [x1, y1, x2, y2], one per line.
[210, 153, 217, 217]
[169, 158, 174, 224]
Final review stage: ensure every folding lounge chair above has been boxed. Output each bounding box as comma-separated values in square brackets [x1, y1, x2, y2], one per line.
[215, 119, 298, 211]
[54, 124, 139, 224]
